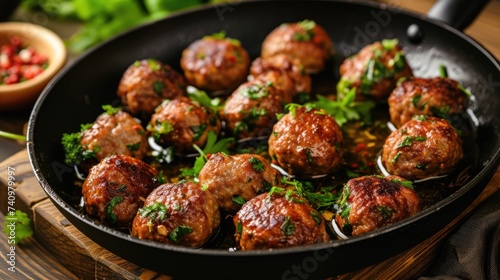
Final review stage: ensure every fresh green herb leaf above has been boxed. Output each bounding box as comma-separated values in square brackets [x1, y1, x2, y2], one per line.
[169, 225, 193, 242]
[249, 156, 265, 172]
[180, 130, 234, 179]
[3, 210, 33, 244]
[439, 64, 448, 78]
[138, 202, 168, 221]
[381, 38, 399, 50]
[106, 196, 124, 224]
[281, 216, 295, 236]
[397, 136, 427, 147]
[187, 87, 222, 111]
[232, 195, 246, 206]
[312, 89, 375, 127]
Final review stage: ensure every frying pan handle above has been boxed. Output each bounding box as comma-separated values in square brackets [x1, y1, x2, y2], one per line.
[427, 0, 491, 31]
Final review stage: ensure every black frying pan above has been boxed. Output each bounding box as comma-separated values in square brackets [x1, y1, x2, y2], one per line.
[27, 0, 500, 279]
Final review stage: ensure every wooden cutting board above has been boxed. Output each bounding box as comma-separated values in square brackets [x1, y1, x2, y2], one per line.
[1, 149, 499, 279]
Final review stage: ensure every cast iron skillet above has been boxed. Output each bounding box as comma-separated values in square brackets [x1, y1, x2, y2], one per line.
[27, 0, 500, 279]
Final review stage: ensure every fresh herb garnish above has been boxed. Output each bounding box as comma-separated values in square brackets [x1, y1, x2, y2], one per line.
[138, 202, 168, 221]
[180, 130, 234, 179]
[281, 216, 295, 236]
[312, 88, 375, 127]
[169, 225, 193, 242]
[397, 136, 427, 147]
[249, 156, 265, 172]
[106, 196, 124, 224]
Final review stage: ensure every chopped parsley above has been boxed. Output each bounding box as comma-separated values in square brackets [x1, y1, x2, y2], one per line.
[232, 195, 246, 206]
[190, 123, 207, 141]
[126, 142, 141, 151]
[61, 123, 94, 165]
[138, 202, 168, 221]
[149, 120, 174, 141]
[152, 81, 164, 95]
[106, 196, 124, 224]
[281, 216, 295, 236]
[239, 83, 269, 100]
[249, 156, 265, 172]
[169, 225, 193, 242]
[397, 136, 427, 147]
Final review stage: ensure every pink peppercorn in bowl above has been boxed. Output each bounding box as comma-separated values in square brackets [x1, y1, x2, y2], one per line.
[0, 22, 66, 111]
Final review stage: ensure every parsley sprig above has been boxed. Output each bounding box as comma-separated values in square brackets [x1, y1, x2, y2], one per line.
[180, 130, 234, 179]
[311, 88, 375, 127]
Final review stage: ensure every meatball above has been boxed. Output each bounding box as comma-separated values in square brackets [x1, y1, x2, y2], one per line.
[334, 175, 421, 237]
[261, 20, 332, 74]
[198, 153, 281, 213]
[268, 106, 344, 177]
[147, 96, 222, 153]
[117, 59, 187, 119]
[337, 39, 413, 101]
[80, 109, 149, 163]
[180, 31, 250, 93]
[222, 78, 288, 139]
[388, 77, 469, 128]
[131, 181, 220, 248]
[234, 192, 330, 251]
[381, 115, 464, 181]
[249, 54, 312, 101]
[82, 155, 161, 228]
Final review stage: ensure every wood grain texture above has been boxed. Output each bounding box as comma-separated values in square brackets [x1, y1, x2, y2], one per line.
[0, 213, 78, 280]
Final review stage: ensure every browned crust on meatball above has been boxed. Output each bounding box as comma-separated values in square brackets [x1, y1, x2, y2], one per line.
[338, 40, 413, 101]
[131, 181, 220, 248]
[388, 77, 469, 128]
[381, 116, 464, 180]
[198, 153, 281, 213]
[268, 106, 344, 176]
[180, 35, 250, 93]
[335, 175, 421, 237]
[250, 54, 312, 100]
[261, 20, 332, 74]
[80, 110, 149, 162]
[82, 155, 160, 227]
[234, 192, 330, 250]
[222, 79, 288, 139]
[117, 59, 187, 119]
[147, 96, 222, 152]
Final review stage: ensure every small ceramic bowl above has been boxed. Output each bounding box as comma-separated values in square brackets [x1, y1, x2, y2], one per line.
[0, 22, 67, 111]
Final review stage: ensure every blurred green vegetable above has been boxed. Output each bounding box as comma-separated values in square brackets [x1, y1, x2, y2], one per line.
[20, 0, 226, 54]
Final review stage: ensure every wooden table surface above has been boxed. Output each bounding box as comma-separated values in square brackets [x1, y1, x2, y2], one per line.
[1, 0, 499, 279]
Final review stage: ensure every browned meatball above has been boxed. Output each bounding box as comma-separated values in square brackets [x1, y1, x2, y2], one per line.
[198, 153, 281, 213]
[147, 96, 222, 153]
[268, 106, 344, 177]
[222, 78, 288, 139]
[80, 110, 149, 162]
[381, 115, 464, 181]
[131, 181, 220, 248]
[234, 192, 330, 251]
[334, 175, 421, 237]
[337, 39, 413, 101]
[249, 54, 312, 100]
[117, 59, 187, 119]
[180, 32, 250, 93]
[82, 155, 161, 228]
[388, 77, 469, 128]
[261, 20, 332, 74]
